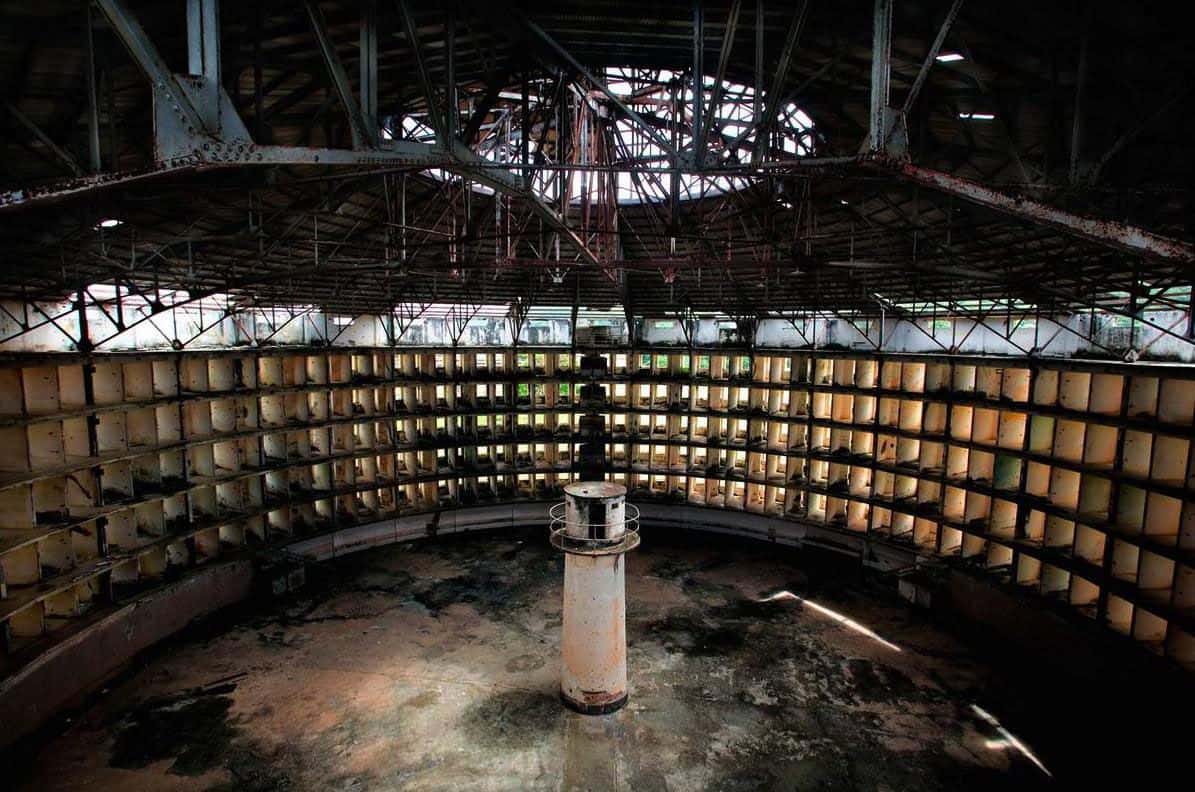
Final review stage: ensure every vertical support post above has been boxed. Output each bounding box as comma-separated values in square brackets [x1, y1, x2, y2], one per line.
[305, 0, 374, 148]
[360, 0, 378, 137]
[85, 3, 102, 172]
[669, 80, 681, 234]
[1069, 5, 1090, 185]
[445, 13, 457, 141]
[754, 0, 764, 124]
[900, 0, 964, 118]
[1097, 373, 1131, 621]
[398, 0, 445, 142]
[1128, 265, 1139, 353]
[521, 75, 531, 188]
[74, 288, 109, 562]
[692, 0, 704, 165]
[869, 0, 893, 152]
[105, 68, 118, 168]
[751, 0, 809, 164]
[253, 1, 265, 141]
[1186, 283, 1194, 340]
[75, 288, 93, 354]
[555, 79, 566, 215]
[699, 0, 742, 161]
[186, 0, 221, 118]
[400, 174, 407, 264]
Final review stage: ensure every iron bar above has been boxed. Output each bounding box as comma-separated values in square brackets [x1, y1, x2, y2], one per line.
[85, 3, 102, 171]
[186, 0, 221, 116]
[397, 0, 446, 142]
[94, 0, 209, 136]
[900, 0, 964, 118]
[698, 0, 743, 163]
[304, 0, 375, 149]
[752, 0, 811, 164]
[692, 0, 705, 165]
[2, 101, 84, 177]
[523, 18, 679, 161]
[360, 0, 378, 138]
[878, 159, 1195, 265]
[868, 0, 893, 152]
[1069, 4, 1091, 185]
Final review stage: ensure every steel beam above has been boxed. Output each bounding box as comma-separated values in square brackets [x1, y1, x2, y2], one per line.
[751, 0, 810, 164]
[0, 140, 444, 211]
[1090, 85, 1191, 185]
[754, 0, 764, 124]
[1069, 5, 1091, 185]
[95, 0, 209, 137]
[868, 0, 893, 152]
[448, 143, 601, 267]
[876, 159, 1195, 265]
[186, 0, 221, 115]
[520, 76, 531, 186]
[697, 0, 743, 163]
[304, 0, 376, 148]
[692, 1, 704, 164]
[397, 0, 446, 143]
[208, 141, 447, 165]
[900, 0, 964, 117]
[253, 4, 265, 140]
[360, 0, 378, 137]
[446, 14, 457, 141]
[85, 4, 102, 172]
[2, 101, 84, 177]
[523, 17, 679, 161]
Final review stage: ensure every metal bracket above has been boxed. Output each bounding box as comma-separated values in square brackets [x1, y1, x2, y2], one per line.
[154, 76, 251, 161]
[881, 108, 907, 158]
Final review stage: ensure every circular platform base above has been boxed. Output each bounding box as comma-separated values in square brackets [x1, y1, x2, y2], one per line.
[560, 690, 628, 715]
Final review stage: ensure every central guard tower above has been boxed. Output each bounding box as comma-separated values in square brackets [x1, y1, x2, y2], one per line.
[550, 481, 639, 714]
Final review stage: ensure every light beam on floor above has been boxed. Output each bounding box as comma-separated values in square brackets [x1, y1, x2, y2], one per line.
[971, 704, 1052, 778]
[757, 590, 903, 652]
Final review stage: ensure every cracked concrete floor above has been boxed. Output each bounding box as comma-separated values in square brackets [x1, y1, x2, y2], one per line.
[14, 529, 1056, 791]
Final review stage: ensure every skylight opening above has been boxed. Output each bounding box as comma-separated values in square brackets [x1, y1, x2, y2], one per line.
[958, 112, 995, 121]
[935, 52, 965, 63]
[95, 218, 123, 229]
[396, 66, 815, 206]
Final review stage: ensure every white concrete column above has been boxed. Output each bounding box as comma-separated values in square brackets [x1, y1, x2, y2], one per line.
[553, 482, 638, 714]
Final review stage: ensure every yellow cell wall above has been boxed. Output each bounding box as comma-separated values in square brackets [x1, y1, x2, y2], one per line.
[1, 346, 1194, 672]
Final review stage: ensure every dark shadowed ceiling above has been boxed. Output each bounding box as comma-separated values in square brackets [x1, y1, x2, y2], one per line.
[0, 0, 1191, 320]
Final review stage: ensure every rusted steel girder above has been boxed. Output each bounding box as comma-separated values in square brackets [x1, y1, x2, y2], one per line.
[872, 158, 1195, 265]
[0, 159, 200, 212]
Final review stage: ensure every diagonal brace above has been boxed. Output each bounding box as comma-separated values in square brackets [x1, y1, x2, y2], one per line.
[304, 0, 377, 148]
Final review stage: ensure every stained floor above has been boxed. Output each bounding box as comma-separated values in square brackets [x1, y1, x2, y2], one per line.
[12, 529, 1057, 791]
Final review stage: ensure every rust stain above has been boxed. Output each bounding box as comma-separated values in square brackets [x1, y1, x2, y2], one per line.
[580, 689, 623, 706]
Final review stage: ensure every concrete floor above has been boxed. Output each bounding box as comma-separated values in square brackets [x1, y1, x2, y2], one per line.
[13, 529, 1056, 791]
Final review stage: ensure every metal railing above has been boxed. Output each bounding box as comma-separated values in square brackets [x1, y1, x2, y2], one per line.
[548, 501, 641, 555]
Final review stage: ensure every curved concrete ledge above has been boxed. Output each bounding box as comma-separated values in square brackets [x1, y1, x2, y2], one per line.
[630, 503, 918, 572]
[284, 503, 556, 561]
[0, 560, 252, 750]
[284, 502, 919, 574]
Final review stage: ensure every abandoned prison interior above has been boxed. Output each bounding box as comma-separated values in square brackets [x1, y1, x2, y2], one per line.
[1, 0, 1194, 789]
